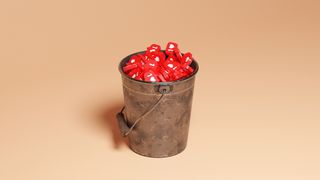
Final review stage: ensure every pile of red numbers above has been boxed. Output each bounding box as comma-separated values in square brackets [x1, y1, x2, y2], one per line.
[123, 42, 194, 82]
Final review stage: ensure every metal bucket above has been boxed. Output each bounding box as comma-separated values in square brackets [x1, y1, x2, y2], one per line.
[117, 51, 199, 158]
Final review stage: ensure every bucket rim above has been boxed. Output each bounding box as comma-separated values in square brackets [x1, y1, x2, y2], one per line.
[119, 51, 199, 85]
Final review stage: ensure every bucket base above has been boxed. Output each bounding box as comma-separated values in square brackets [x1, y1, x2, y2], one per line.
[128, 143, 187, 158]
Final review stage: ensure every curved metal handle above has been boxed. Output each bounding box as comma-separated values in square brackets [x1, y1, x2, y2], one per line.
[117, 93, 165, 137]
[116, 107, 129, 137]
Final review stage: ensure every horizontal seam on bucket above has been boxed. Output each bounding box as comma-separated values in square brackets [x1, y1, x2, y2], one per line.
[122, 84, 194, 95]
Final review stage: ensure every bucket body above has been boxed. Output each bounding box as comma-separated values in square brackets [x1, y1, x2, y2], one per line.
[118, 51, 199, 158]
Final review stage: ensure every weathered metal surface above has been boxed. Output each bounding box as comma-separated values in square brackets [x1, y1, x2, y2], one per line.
[117, 51, 199, 158]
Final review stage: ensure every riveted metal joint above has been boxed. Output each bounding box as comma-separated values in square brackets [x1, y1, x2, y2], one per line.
[158, 85, 172, 94]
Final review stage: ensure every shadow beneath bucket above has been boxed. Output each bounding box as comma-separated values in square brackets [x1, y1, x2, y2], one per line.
[96, 101, 128, 149]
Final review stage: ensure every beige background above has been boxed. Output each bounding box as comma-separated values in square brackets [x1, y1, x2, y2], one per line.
[1, 0, 320, 179]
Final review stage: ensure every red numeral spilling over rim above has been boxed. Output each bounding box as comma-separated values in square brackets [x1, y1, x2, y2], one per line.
[122, 42, 195, 82]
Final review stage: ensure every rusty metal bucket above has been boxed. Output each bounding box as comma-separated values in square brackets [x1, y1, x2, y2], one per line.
[117, 51, 199, 158]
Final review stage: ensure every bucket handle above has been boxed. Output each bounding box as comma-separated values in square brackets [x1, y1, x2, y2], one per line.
[117, 85, 170, 137]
